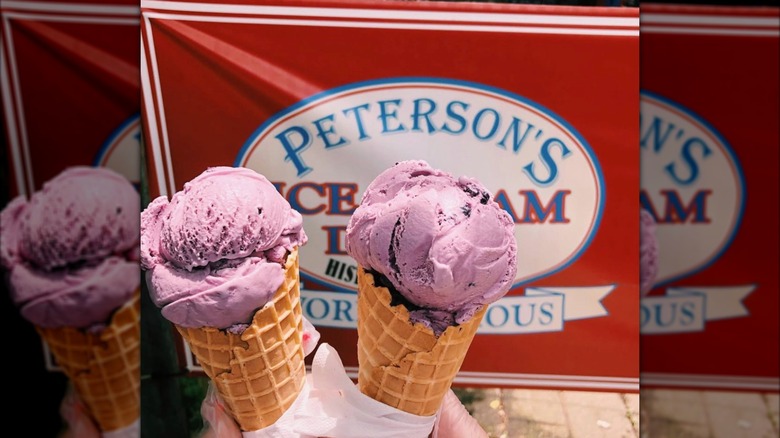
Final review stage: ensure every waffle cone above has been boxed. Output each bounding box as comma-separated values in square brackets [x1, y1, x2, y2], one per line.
[357, 268, 486, 416]
[176, 249, 305, 431]
[36, 291, 141, 431]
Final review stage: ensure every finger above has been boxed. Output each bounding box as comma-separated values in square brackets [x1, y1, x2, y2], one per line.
[435, 390, 488, 438]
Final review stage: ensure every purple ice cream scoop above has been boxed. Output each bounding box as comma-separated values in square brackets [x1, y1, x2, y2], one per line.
[0, 167, 140, 328]
[140, 166, 307, 330]
[346, 160, 517, 334]
[640, 209, 659, 295]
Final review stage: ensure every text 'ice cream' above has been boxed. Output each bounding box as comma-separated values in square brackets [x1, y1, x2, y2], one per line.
[346, 160, 517, 334]
[0, 166, 140, 329]
[141, 166, 307, 331]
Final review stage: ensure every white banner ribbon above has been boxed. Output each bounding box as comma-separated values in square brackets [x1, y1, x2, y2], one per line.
[641, 285, 755, 334]
[302, 286, 614, 335]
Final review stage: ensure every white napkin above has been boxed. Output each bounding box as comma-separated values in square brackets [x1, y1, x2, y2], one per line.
[102, 418, 140, 438]
[294, 343, 437, 438]
[243, 342, 436, 437]
[242, 383, 313, 438]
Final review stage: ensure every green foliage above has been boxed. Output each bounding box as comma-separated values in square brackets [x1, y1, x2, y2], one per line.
[452, 387, 485, 415]
[178, 376, 210, 437]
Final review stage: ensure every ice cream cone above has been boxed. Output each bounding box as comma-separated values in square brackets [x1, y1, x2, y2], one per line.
[356, 267, 486, 416]
[176, 249, 305, 431]
[36, 290, 141, 432]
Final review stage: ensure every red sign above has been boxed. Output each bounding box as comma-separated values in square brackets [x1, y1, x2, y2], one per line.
[1, 0, 141, 196]
[1, 0, 140, 370]
[641, 4, 779, 391]
[141, 0, 639, 391]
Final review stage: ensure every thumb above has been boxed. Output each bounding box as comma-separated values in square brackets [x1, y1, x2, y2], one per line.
[434, 390, 488, 438]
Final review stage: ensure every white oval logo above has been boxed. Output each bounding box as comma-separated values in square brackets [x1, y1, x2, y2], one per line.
[95, 114, 141, 186]
[640, 92, 745, 286]
[238, 78, 604, 291]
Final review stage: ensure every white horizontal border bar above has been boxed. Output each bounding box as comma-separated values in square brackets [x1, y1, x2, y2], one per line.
[641, 26, 779, 37]
[143, 1, 638, 28]
[342, 366, 638, 391]
[642, 373, 780, 391]
[3, 12, 139, 25]
[1, 1, 138, 15]
[145, 12, 638, 36]
[642, 13, 779, 27]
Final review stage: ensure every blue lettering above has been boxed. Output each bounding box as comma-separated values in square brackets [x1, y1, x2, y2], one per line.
[486, 305, 509, 327]
[411, 98, 437, 133]
[342, 104, 372, 141]
[538, 302, 554, 325]
[441, 101, 469, 134]
[640, 303, 650, 327]
[312, 114, 348, 149]
[325, 183, 358, 215]
[640, 115, 676, 153]
[680, 301, 696, 326]
[523, 138, 572, 186]
[333, 299, 354, 322]
[275, 126, 312, 177]
[513, 304, 536, 327]
[288, 182, 326, 215]
[519, 190, 570, 224]
[377, 99, 406, 133]
[497, 117, 536, 154]
[654, 303, 676, 327]
[665, 137, 712, 185]
[306, 298, 330, 320]
[472, 108, 500, 140]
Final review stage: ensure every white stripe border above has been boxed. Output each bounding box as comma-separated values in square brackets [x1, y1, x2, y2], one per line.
[0, 27, 28, 196]
[141, 16, 171, 197]
[142, 1, 638, 29]
[342, 367, 639, 390]
[2, 11, 140, 25]
[641, 13, 779, 27]
[641, 26, 779, 37]
[642, 373, 780, 391]
[1, 1, 139, 15]
[144, 12, 638, 36]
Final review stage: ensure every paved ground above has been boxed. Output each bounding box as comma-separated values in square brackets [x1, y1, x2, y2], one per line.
[460, 389, 778, 438]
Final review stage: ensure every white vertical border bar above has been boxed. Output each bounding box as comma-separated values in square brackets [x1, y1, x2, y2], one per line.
[143, 16, 176, 194]
[2, 15, 34, 194]
[182, 338, 196, 370]
[0, 18, 28, 196]
[41, 340, 62, 372]
[140, 19, 168, 197]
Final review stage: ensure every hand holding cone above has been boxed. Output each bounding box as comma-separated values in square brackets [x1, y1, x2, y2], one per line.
[177, 249, 306, 431]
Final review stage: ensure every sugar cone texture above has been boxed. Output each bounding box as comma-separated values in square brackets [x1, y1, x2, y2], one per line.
[176, 249, 305, 431]
[37, 291, 141, 431]
[357, 268, 486, 416]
